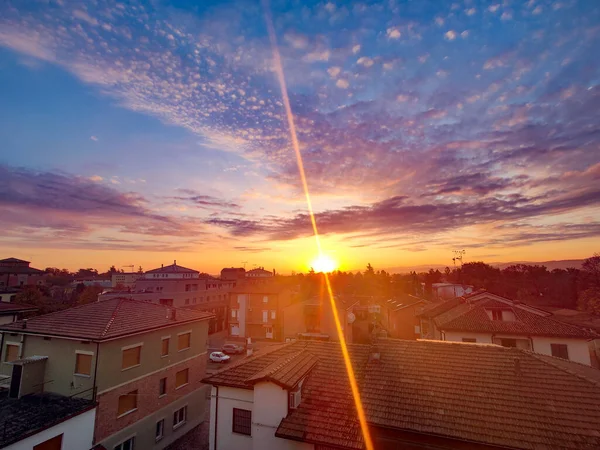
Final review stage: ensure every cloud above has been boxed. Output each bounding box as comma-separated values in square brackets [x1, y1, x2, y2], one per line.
[90, 135, 98, 141]
[72, 10, 98, 26]
[327, 66, 341, 78]
[435, 17, 445, 26]
[488, 4, 501, 13]
[357, 56, 374, 67]
[89, 175, 103, 182]
[352, 44, 361, 54]
[501, 11, 513, 20]
[444, 30, 457, 41]
[387, 28, 401, 39]
[169, 189, 240, 210]
[304, 49, 330, 62]
[336, 79, 349, 89]
[465, 8, 476, 16]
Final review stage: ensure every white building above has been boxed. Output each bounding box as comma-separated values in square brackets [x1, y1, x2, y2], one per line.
[430, 282, 473, 299]
[418, 291, 597, 366]
[111, 272, 141, 288]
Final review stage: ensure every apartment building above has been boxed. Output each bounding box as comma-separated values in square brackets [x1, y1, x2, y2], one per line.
[111, 272, 142, 289]
[229, 283, 292, 341]
[0, 298, 213, 449]
[203, 339, 600, 450]
[0, 258, 44, 288]
[100, 261, 235, 334]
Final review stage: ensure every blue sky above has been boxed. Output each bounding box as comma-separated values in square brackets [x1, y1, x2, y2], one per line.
[0, 0, 599, 272]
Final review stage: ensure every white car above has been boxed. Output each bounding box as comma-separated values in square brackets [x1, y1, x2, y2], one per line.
[210, 351, 231, 363]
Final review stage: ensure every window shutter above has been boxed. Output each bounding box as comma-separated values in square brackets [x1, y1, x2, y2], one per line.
[75, 353, 92, 375]
[178, 333, 191, 350]
[118, 390, 138, 415]
[176, 368, 189, 388]
[5, 344, 19, 362]
[122, 346, 141, 369]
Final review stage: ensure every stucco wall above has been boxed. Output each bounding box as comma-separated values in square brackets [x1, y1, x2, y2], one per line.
[532, 336, 591, 366]
[1, 334, 97, 397]
[95, 320, 208, 393]
[0, 315, 16, 324]
[211, 386, 254, 450]
[443, 332, 592, 366]
[253, 382, 288, 450]
[4, 407, 96, 450]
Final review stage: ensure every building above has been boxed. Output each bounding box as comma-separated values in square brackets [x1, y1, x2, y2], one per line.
[0, 390, 96, 450]
[0, 258, 44, 288]
[203, 339, 600, 450]
[418, 290, 598, 366]
[0, 302, 36, 325]
[282, 295, 355, 343]
[430, 282, 473, 299]
[100, 261, 235, 334]
[385, 294, 428, 340]
[229, 283, 292, 341]
[0, 299, 213, 449]
[221, 268, 246, 281]
[111, 272, 142, 288]
[0, 288, 19, 304]
[245, 267, 275, 278]
[72, 278, 112, 288]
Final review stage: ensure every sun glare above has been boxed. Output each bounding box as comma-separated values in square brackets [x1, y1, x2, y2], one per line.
[311, 255, 338, 273]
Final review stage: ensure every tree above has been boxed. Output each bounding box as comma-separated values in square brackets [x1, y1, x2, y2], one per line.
[15, 286, 43, 306]
[77, 286, 103, 305]
[108, 265, 118, 274]
[364, 263, 375, 276]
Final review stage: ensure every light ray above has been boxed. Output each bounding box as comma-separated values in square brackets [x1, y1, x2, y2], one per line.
[262, 2, 375, 449]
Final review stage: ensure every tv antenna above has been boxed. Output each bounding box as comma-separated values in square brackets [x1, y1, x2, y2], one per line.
[241, 261, 248, 269]
[122, 265, 134, 272]
[452, 250, 465, 266]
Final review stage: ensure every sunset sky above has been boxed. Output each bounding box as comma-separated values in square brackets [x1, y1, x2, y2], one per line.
[1, 0, 599, 273]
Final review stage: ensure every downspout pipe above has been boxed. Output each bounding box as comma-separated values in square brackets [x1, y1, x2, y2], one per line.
[214, 386, 219, 450]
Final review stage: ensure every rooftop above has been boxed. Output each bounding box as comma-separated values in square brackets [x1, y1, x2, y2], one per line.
[0, 391, 95, 448]
[204, 339, 600, 449]
[145, 261, 199, 274]
[0, 303, 37, 315]
[0, 298, 213, 341]
[434, 297, 597, 338]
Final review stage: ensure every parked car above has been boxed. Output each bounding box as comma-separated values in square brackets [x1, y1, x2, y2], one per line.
[222, 343, 245, 355]
[209, 352, 231, 363]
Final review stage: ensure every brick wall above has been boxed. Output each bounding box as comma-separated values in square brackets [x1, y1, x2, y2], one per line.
[94, 354, 207, 443]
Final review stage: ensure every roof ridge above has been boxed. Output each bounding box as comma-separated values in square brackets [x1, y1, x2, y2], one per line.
[525, 350, 600, 388]
[100, 298, 126, 338]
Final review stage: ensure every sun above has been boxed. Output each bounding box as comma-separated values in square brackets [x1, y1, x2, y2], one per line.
[310, 254, 338, 273]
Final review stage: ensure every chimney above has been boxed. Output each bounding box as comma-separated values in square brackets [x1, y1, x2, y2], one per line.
[369, 345, 381, 363]
[174, 260, 177, 265]
[161, 264, 164, 268]
[22, 319, 27, 329]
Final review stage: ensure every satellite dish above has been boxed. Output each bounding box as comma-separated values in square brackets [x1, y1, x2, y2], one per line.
[347, 312, 356, 324]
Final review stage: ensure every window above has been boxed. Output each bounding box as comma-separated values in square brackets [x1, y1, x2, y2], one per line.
[185, 299, 190, 305]
[176, 368, 189, 389]
[173, 406, 187, 429]
[33, 434, 63, 450]
[178, 332, 191, 351]
[5, 343, 19, 362]
[160, 298, 173, 306]
[491, 310, 503, 321]
[75, 352, 93, 376]
[462, 338, 477, 343]
[232, 408, 252, 435]
[500, 339, 517, 348]
[271, 310, 276, 320]
[262, 310, 268, 323]
[161, 338, 170, 357]
[117, 390, 138, 416]
[231, 309, 238, 318]
[263, 296, 268, 303]
[159, 377, 167, 397]
[289, 385, 301, 409]
[113, 436, 135, 450]
[156, 419, 164, 441]
[122, 345, 142, 370]
[185, 284, 191, 292]
[551, 343, 569, 360]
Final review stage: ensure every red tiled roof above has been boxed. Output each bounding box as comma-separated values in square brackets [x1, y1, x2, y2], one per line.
[362, 340, 600, 449]
[0, 303, 37, 314]
[145, 263, 198, 274]
[0, 298, 213, 340]
[435, 298, 597, 338]
[205, 339, 600, 449]
[246, 351, 317, 389]
[416, 297, 463, 318]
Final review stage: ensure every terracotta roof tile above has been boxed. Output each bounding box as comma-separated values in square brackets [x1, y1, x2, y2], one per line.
[0, 298, 213, 340]
[246, 351, 318, 389]
[0, 303, 37, 314]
